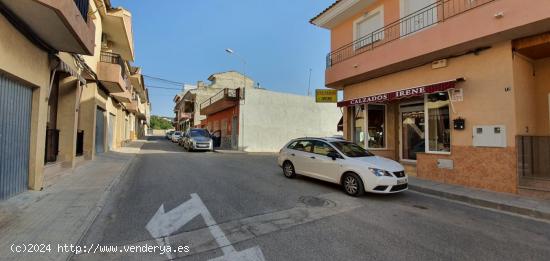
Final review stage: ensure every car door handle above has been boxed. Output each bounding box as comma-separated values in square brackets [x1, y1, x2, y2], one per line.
[291, 153, 295, 157]
[310, 156, 316, 159]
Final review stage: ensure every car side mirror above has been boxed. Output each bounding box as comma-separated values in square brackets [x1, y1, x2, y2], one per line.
[327, 151, 341, 161]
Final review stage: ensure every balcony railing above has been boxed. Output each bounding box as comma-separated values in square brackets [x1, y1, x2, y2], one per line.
[326, 0, 495, 68]
[73, 0, 90, 22]
[200, 88, 239, 111]
[100, 51, 128, 82]
[517, 136, 550, 180]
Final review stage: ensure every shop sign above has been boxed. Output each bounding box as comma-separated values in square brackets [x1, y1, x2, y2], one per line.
[337, 79, 462, 107]
[315, 89, 338, 103]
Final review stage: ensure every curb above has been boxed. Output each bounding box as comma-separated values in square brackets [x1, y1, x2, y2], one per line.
[68, 142, 145, 261]
[408, 184, 550, 221]
[213, 150, 247, 154]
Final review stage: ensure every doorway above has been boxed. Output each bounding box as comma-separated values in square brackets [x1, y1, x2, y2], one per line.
[400, 102, 425, 161]
[95, 107, 105, 154]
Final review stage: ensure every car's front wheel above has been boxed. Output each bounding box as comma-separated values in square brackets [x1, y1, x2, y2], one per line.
[283, 161, 296, 178]
[342, 173, 364, 197]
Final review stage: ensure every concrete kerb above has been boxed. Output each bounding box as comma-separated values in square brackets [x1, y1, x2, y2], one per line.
[68, 142, 145, 261]
[408, 183, 550, 222]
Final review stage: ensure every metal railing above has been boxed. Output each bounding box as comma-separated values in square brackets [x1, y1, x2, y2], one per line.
[200, 88, 239, 110]
[326, 0, 495, 68]
[517, 136, 550, 180]
[100, 51, 128, 81]
[73, 0, 90, 22]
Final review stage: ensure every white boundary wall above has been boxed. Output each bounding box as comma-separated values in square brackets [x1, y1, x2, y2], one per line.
[239, 88, 342, 152]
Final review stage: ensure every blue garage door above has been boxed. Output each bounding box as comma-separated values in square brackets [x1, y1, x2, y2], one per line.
[0, 73, 32, 200]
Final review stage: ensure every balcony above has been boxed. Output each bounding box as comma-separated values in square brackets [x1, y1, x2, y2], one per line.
[0, 0, 95, 55]
[129, 66, 147, 100]
[125, 99, 139, 114]
[179, 112, 193, 121]
[324, 0, 550, 87]
[200, 88, 240, 116]
[98, 52, 127, 93]
[102, 8, 134, 61]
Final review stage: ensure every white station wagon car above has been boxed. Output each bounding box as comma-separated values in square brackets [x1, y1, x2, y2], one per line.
[278, 137, 408, 196]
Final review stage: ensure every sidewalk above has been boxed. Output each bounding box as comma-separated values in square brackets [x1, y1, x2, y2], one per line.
[0, 141, 145, 261]
[408, 176, 550, 221]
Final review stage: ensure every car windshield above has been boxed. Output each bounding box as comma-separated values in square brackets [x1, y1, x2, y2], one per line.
[174, 132, 181, 135]
[190, 129, 210, 137]
[330, 141, 374, 157]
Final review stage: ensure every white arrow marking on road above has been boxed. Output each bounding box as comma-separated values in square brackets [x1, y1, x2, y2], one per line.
[146, 193, 266, 261]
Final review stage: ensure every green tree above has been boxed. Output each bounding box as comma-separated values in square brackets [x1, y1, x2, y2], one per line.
[150, 115, 173, 130]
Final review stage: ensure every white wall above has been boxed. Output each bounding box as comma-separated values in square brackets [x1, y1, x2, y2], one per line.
[239, 88, 342, 152]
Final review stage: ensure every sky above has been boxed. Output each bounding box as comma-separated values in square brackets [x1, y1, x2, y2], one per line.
[111, 0, 335, 117]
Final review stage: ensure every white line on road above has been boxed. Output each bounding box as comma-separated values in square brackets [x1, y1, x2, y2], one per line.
[146, 193, 266, 261]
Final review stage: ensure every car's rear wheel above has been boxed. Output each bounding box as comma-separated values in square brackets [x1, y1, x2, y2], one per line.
[283, 161, 296, 178]
[342, 173, 364, 197]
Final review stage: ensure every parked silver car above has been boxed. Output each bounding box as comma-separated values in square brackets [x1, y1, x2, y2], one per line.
[171, 131, 182, 143]
[182, 128, 213, 152]
[165, 130, 174, 140]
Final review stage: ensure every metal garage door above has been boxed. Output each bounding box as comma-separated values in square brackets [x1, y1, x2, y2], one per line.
[0, 73, 32, 200]
[95, 107, 105, 154]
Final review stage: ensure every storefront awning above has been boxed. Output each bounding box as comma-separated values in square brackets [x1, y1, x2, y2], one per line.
[337, 78, 464, 107]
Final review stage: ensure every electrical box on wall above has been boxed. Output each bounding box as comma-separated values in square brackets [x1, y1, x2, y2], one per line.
[472, 125, 507, 148]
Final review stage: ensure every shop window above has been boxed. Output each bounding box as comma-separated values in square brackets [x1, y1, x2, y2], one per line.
[426, 92, 451, 153]
[367, 104, 385, 148]
[352, 105, 366, 148]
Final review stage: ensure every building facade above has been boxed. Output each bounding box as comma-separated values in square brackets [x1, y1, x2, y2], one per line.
[0, 0, 150, 200]
[311, 0, 550, 197]
[200, 87, 342, 152]
[173, 71, 254, 132]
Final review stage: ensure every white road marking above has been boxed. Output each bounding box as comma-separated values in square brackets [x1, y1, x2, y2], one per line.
[146, 193, 266, 261]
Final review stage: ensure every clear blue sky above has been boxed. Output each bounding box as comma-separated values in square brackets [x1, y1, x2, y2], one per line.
[111, 0, 335, 117]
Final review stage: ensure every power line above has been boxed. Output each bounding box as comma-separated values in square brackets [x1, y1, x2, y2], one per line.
[143, 74, 185, 86]
[146, 85, 183, 91]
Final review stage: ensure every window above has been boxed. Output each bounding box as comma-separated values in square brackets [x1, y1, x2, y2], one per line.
[352, 105, 365, 148]
[292, 140, 314, 153]
[313, 141, 336, 156]
[352, 104, 386, 149]
[426, 92, 450, 153]
[400, 0, 437, 36]
[354, 6, 384, 49]
[331, 141, 374, 158]
[367, 104, 385, 148]
[190, 129, 210, 138]
[287, 141, 298, 149]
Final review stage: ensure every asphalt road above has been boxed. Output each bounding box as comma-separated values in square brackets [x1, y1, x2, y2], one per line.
[74, 136, 550, 261]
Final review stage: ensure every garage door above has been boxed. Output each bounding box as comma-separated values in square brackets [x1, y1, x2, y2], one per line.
[0, 73, 32, 200]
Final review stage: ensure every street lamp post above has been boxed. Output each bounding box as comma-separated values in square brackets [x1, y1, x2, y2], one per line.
[225, 48, 247, 89]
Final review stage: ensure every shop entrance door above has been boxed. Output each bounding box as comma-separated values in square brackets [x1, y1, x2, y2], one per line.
[400, 102, 425, 161]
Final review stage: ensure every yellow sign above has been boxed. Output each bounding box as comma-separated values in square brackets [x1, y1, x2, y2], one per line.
[315, 89, 337, 103]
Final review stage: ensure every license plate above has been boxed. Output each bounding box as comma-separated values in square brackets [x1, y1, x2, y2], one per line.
[397, 178, 407, 185]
